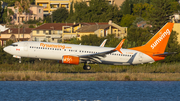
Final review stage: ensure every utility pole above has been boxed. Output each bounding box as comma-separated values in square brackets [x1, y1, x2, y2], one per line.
[18, 25, 20, 42]
[23, 27, 24, 41]
[51, 12, 53, 23]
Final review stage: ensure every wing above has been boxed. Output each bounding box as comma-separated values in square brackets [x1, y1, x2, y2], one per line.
[79, 39, 125, 63]
[100, 39, 107, 47]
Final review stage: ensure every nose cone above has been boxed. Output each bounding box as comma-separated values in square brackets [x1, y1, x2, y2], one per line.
[3, 46, 10, 53]
[3, 47, 7, 52]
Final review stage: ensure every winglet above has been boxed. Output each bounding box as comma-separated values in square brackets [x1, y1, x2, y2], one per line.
[114, 39, 125, 54]
[100, 39, 107, 47]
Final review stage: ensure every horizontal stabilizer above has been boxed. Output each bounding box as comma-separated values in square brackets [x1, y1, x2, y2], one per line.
[153, 52, 177, 57]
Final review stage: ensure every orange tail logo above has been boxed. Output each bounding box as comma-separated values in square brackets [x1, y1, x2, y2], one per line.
[130, 22, 174, 54]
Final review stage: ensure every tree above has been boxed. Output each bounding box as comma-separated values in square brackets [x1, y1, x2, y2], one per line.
[170, 1, 180, 13]
[132, 3, 153, 20]
[0, 1, 2, 23]
[14, 0, 30, 14]
[2, 0, 16, 6]
[70, 1, 74, 16]
[52, 7, 69, 23]
[127, 27, 153, 48]
[120, 14, 136, 27]
[30, 0, 35, 4]
[120, 0, 131, 15]
[0, 40, 19, 64]
[81, 34, 104, 46]
[129, 0, 151, 4]
[147, 0, 180, 63]
[43, 15, 52, 23]
[14, 0, 30, 23]
[132, 17, 144, 27]
[67, 0, 121, 23]
[148, 0, 173, 33]
[67, 1, 88, 22]
[160, 31, 180, 62]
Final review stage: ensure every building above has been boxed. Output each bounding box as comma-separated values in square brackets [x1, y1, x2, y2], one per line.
[173, 23, 180, 44]
[114, 0, 125, 8]
[65, 21, 127, 40]
[172, 13, 180, 23]
[32, 21, 127, 42]
[0, 28, 34, 46]
[35, 0, 125, 16]
[137, 21, 152, 28]
[32, 23, 74, 42]
[8, 5, 43, 25]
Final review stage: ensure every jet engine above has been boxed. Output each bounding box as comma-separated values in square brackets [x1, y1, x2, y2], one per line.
[61, 55, 80, 65]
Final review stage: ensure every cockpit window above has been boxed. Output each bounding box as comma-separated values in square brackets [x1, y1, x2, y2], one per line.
[11, 44, 18, 47]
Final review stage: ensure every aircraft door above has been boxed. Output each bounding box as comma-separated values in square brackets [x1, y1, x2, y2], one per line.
[24, 42, 28, 51]
[139, 53, 143, 62]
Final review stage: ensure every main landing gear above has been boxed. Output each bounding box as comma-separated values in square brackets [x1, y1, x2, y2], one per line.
[83, 63, 91, 70]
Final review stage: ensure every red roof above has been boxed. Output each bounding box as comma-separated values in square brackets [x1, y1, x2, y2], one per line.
[34, 23, 74, 30]
[1, 28, 34, 34]
[72, 22, 108, 27]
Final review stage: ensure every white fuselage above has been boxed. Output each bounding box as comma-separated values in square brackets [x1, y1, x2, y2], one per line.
[4, 41, 155, 65]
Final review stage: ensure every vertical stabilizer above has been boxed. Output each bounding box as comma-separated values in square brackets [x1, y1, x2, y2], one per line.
[130, 22, 174, 54]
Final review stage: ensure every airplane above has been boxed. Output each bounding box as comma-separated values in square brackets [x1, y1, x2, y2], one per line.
[3, 22, 174, 70]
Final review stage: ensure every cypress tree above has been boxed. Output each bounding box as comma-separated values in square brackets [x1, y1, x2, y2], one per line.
[0, 1, 2, 23]
[121, 0, 131, 15]
[70, 1, 73, 16]
[148, 0, 173, 33]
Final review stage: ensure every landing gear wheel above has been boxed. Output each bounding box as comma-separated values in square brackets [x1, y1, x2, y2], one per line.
[86, 65, 91, 70]
[83, 65, 91, 70]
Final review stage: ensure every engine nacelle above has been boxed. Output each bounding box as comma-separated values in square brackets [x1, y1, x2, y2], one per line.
[62, 55, 80, 65]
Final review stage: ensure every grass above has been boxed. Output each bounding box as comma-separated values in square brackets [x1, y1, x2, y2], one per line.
[0, 62, 180, 73]
[0, 71, 180, 81]
[0, 62, 180, 81]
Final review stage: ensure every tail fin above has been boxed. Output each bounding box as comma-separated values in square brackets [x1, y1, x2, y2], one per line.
[130, 22, 174, 54]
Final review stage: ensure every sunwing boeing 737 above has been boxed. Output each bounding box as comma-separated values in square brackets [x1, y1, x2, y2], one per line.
[3, 22, 174, 70]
